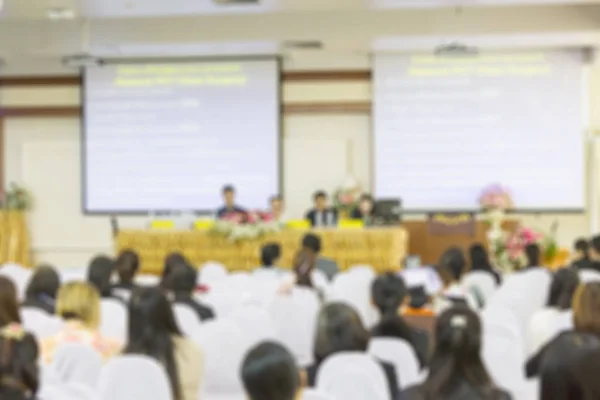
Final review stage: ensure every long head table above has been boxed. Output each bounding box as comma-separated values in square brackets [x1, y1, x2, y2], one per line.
[116, 228, 408, 274]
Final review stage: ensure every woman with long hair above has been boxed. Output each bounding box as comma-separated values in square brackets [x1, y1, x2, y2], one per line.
[402, 306, 510, 399]
[87, 255, 120, 300]
[0, 324, 39, 400]
[0, 277, 22, 328]
[468, 244, 501, 285]
[125, 287, 202, 400]
[113, 250, 140, 290]
[527, 282, 600, 377]
[370, 273, 427, 368]
[22, 265, 60, 315]
[528, 267, 580, 355]
[306, 302, 398, 400]
[434, 247, 479, 311]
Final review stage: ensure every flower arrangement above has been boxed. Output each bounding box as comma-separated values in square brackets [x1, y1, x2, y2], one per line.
[1, 183, 32, 211]
[478, 184, 513, 211]
[333, 176, 361, 216]
[492, 222, 558, 270]
[211, 211, 283, 242]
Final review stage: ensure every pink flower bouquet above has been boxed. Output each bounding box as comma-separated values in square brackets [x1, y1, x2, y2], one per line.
[479, 184, 513, 211]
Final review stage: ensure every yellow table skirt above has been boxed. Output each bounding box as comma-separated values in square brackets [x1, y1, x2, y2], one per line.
[116, 227, 408, 274]
[0, 211, 30, 267]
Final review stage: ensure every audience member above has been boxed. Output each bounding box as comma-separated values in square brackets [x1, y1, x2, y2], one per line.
[585, 235, 600, 273]
[22, 265, 60, 315]
[528, 267, 580, 355]
[351, 193, 376, 224]
[571, 237, 593, 270]
[125, 287, 202, 400]
[524, 243, 542, 269]
[539, 332, 600, 400]
[161, 252, 188, 288]
[241, 341, 300, 400]
[370, 273, 428, 368]
[306, 302, 398, 400]
[468, 244, 501, 285]
[257, 243, 282, 271]
[41, 282, 121, 363]
[216, 184, 246, 219]
[402, 306, 511, 400]
[301, 233, 338, 281]
[0, 324, 39, 400]
[87, 255, 120, 301]
[526, 281, 600, 377]
[0, 277, 22, 328]
[166, 264, 215, 322]
[402, 286, 435, 317]
[434, 247, 479, 311]
[305, 191, 338, 227]
[113, 250, 139, 291]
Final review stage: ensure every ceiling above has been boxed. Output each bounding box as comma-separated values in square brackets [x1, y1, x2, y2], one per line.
[1, 0, 600, 72]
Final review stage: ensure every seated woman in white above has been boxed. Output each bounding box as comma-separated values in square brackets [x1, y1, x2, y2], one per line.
[433, 247, 479, 313]
[528, 267, 579, 356]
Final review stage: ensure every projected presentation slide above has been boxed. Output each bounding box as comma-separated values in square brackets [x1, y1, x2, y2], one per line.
[83, 59, 280, 213]
[373, 51, 585, 211]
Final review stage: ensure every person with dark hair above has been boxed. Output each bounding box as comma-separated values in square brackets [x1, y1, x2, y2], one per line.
[0, 277, 22, 328]
[161, 252, 189, 288]
[216, 185, 246, 219]
[166, 264, 214, 322]
[434, 247, 478, 311]
[301, 233, 338, 281]
[125, 287, 202, 400]
[267, 195, 287, 222]
[524, 243, 542, 269]
[526, 282, 600, 378]
[583, 235, 600, 273]
[113, 250, 139, 291]
[0, 324, 39, 400]
[402, 306, 511, 400]
[371, 273, 428, 368]
[87, 255, 120, 301]
[528, 267, 580, 355]
[259, 243, 282, 270]
[305, 191, 338, 227]
[539, 332, 600, 400]
[306, 302, 399, 399]
[22, 265, 60, 315]
[468, 244, 501, 285]
[351, 193, 376, 224]
[571, 238, 593, 270]
[241, 341, 300, 400]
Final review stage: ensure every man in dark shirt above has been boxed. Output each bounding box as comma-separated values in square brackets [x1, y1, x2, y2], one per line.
[305, 191, 338, 227]
[168, 264, 215, 322]
[584, 235, 600, 273]
[572, 237, 594, 270]
[216, 185, 246, 219]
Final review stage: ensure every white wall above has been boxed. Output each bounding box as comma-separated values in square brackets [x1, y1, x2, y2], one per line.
[2, 54, 600, 267]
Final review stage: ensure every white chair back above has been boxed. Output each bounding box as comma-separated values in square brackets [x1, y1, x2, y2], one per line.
[368, 338, 420, 389]
[58, 268, 87, 284]
[462, 271, 497, 305]
[195, 319, 250, 397]
[316, 352, 391, 400]
[230, 304, 277, 347]
[329, 272, 377, 327]
[302, 389, 335, 400]
[579, 269, 600, 283]
[270, 287, 320, 366]
[97, 355, 173, 400]
[20, 307, 63, 339]
[99, 299, 127, 342]
[200, 262, 228, 285]
[134, 274, 160, 286]
[527, 308, 573, 356]
[311, 269, 330, 293]
[51, 343, 103, 387]
[0, 264, 32, 300]
[173, 304, 202, 336]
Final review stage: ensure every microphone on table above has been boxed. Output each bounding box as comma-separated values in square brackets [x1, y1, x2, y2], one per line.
[110, 215, 119, 238]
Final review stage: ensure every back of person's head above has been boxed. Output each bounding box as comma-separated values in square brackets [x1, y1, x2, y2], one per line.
[547, 268, 580, 310]
[301, 233, 322, 254]
[261, 243, 281, 267]
[126, 287, 182, 400]
[87, 255, 115, 297]
[437, 247, 467, 284]
[241, 341, 300, 400]
[371, 273, 406, 315]
[293, 249, 316, 288]
[0, 325, 39, 398]
[114, 250, 139, 285]
[161, 252, 188, 286]
[56, 282, 100, 329]
[590, 235, 600, 260]
[469, 244, 491, 271]
[424, 306, 495, 398]
[25, 265, 60, 301]
[0, 277, 21, 328]
[408, 286, 430, 309]
[525, 243, 541, 267]
[574, 238, 590, 260]
[572, 282, 600, 336]
[540, 332, 600, 400]
[314, 302, 369, 363]
[165, 264, 197, 294]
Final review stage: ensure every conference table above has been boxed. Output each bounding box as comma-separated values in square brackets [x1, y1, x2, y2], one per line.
[116, 227, 409, 275]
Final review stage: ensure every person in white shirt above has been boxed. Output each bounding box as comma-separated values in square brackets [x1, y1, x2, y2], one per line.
[433, 247, 479, 313]
[527, 267, 579, 356]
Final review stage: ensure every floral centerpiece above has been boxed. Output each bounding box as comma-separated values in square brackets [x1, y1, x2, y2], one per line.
[333, 176, 361, 217]
[1, 183, 32, 211]
[210, 211, 283, 242]
[493, 222, 558, 270]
